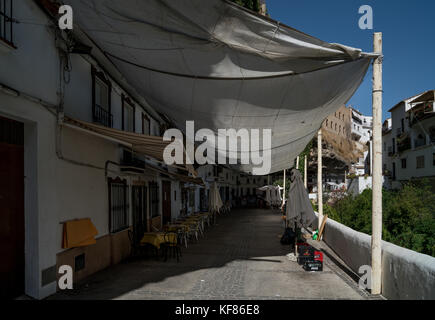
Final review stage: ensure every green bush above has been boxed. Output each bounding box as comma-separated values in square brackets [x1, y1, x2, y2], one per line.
[328, 181, 435, 257]
[230, 0, 260, 12]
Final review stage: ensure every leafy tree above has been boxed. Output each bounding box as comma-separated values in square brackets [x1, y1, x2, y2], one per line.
[230, 0, 260, 13]
[327, 181, 435, 257]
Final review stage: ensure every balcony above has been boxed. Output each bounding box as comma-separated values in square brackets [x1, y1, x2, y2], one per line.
[387, 146, 393, 157]
[397, 136, 411, 153]
[93, 104, 113, 128]
[414, 137, 427, 149]
[409, 110, 435, 128]
[396, 127, 404, 137]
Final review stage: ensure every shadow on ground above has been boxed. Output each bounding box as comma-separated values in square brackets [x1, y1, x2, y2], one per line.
[50, 209, 367, 300]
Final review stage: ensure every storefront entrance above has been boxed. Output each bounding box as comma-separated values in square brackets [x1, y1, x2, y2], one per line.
[0, 116, 25, 299]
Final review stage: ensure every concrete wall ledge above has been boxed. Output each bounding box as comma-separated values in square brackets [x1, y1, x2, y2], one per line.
[317, 214, 435, 300]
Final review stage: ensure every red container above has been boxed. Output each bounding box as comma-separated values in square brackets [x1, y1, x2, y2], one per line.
[314, 251, 323, 262]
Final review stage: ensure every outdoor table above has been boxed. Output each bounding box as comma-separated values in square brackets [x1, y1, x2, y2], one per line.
[165, 224, 187, 232]
[185, 216, 202, 221]
[179, 220, 202, 239]
[164, 224, 189, 248]
[140, 232, 177, 249]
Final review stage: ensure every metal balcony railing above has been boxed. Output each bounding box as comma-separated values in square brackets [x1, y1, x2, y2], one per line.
[0, 0, 14, 46]
[414, 139, 427, 148]
[93, 104, 113, 128]
[396, 128, 403, 137]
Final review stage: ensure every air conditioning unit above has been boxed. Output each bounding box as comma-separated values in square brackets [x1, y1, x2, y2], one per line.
[424, 102, 435, 114]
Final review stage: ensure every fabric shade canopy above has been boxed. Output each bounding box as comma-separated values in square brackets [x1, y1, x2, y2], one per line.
[286, 169, 316, 228]
[63, 116, 198, 178]
[272, 186, 282, 206]
[258, 185, 281, 206]
[209, 182, 223, 213]
[63, 116, 175, 162]
[65, 0, 374, 174]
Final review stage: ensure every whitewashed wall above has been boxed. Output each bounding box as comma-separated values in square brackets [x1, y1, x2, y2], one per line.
[0, 0, 166, 299]
[322, 216, 435, 300]
[0, 0, 62, 299]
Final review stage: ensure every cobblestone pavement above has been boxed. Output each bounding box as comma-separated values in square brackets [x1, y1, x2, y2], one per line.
[51, 209, 370, 300]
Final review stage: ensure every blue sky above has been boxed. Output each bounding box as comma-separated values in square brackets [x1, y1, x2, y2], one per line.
[267, 0, 435, 121]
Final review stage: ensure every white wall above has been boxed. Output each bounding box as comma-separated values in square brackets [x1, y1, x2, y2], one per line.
[0, 0, 59, 106]
[347, 176, 372, 195]
[0, 0, 169, 299]
[0, 91, 58, 299]
[0, 0, 63, 298]
[395, 145, 435, 181]
[388, 98, 435, 182]
[56, 127, 120, 243]
[171, 180, 181, 220]
[322, 216, 435, 300]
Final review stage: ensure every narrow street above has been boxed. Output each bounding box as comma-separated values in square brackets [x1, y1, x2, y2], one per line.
[51, 209, 368, 300]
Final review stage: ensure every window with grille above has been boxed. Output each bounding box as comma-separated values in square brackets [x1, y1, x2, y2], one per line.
[189, 189, 195, 207]
[142, 114, 150, 135]
[0, 0, 14, 46]
[122, 95, 135, 132]
[92, 68, 112, 127]
[109, 178, 129, 233]
[149, 182, 159, 218]
[416, 156, 425, 169]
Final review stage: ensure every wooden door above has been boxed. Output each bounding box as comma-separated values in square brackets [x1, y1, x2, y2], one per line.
[162, 181, 171, 225]
[0, 117, 25, 299]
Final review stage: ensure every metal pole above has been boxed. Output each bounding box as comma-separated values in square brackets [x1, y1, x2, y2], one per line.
[371, 32, 383, 295]
[317, 129, 323, 232]
[296, 156, 300, 170]
[304, 156, 308, 189]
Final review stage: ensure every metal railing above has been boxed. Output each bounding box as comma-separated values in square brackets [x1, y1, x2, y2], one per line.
[93, 104, 113, 128]
[110, 182, 129, 233]
[0, 0, 13, 45]
[396, 127, 403, 137]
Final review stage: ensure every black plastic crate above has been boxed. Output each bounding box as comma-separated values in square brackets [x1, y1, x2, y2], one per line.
[303, 261, 323, 272]
[297, 255, 314, 265]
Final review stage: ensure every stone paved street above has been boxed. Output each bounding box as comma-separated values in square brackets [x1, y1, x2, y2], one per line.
[51, 209, 369, 300]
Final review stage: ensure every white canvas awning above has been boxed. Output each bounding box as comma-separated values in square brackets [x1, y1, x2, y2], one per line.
[62, 116, 200, 178]
[64, 0, 374, 174]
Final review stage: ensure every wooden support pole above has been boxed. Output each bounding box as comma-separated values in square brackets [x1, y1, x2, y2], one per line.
[317, 129, 323, 233]
[304, 156, 307, 189]
[282, 169, 286, 206]
[371, 32, 383, 295]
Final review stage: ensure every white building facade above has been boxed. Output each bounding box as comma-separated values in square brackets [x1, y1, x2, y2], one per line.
[350, 108, 373, 176]
[0, 0, 203, 299]
[383, 91, 435, 189]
